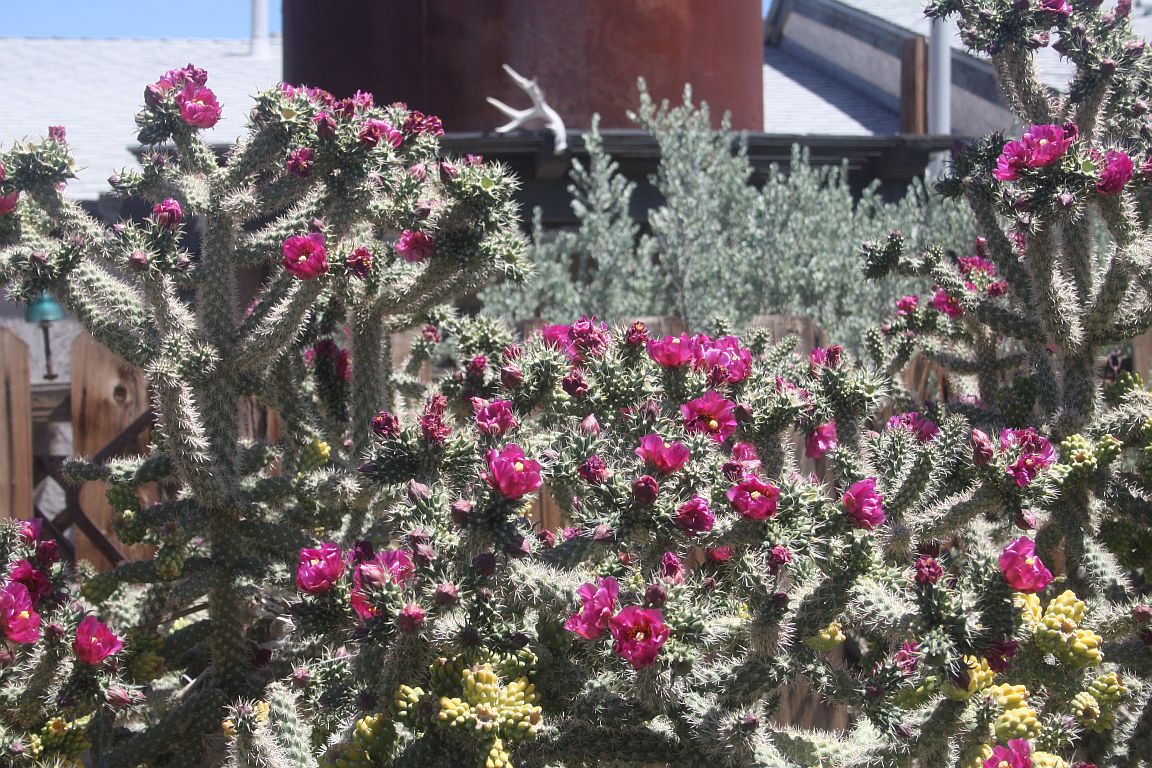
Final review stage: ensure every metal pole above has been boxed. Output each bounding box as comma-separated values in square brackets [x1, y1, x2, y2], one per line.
[250, 0, 271, 60]
[928, 17, 952, 135]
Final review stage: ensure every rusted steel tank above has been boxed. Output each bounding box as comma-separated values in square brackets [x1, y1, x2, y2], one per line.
[282, 0, 764, 132]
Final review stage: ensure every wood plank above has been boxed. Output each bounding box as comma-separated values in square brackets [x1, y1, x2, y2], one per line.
[70, 333, 152, 568]
[0, 329, 33, 520]
[900, 36, 929, 134]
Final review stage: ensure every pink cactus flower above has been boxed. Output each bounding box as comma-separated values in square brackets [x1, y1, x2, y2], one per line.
[484, 444, 543, 499]
[971, 428, 995, 465]
[540, 324, 578, 361]
[282, 233, 329, 279]
[564, 576, 619, 639]
[999, 537, 1053, 593]
[351, 549, 415, 619]
[17, 518, 42, 544]
[48, 125, 67, 142]
[914, 555, 943, 586]
[10, 560, 51, 602]
[578, 455, 610, 485]
[694, 335, 752, 385]
[358, 118, 403, 148]
[1023, 123, 1076, 167]
[396, 603, 426, 633]
[894, 641, 920, 676]
[805, 421, 838, 458]
[1039, 0, 1072, 16]
[74, 615, 123, 665]
[983, 739, 1032, 768]
[647, 334, 697, 367]
[403, 110, 444, 136]
[896, 295, 919, 315]
[660, 552, 685, 584]
[287, 147, 314, 178]
[176, 83, 221, 128]
[994, 140, 1028, 181]
[151, 198, 182, 229]
[1000, 427, 1055, 487]
[0, 582, 40, 644]
[674, 495, 715, 535]
[1097, 150, 1135, 194]
[418, 393, 451, 443]
[635, 434, 691, 474]
[625, 320, 649, 346]
[931, 288, 963, 317]
[0, 191, 20, 216]
[568, 315, 612, 360]
[681, 390, 738, 442]
[396, 230, 435, 263]
[886, 412, 940, 442]
[727, 476, 781, 521]
[371, 410, 401, 439]
[843, 478, 886, 530]
[609, 606, 670, 670]
[632, 475, 660, 504]
[347, 246, 373, 278]
[471, 398, 518, 436]
[729, 442, 761, 475]
[296, 542, 345, 594]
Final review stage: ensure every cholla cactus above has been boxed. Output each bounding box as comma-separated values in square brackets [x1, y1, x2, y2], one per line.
[0, 65, 523, 764]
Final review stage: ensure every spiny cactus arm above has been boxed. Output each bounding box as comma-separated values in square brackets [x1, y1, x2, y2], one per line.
[146, 361, 218, 498]
[1026, 228, 1085, 355]
[55, 260, 156, 365]
[104, 687, 228, 768]
[234, 275, 326, 372]
[264, 683, 320, 768]
[846, 577, 920, 641]
[964, 190, 1036, 305]
[515, 722, 686, 768]
[990, 45, 1055, 125]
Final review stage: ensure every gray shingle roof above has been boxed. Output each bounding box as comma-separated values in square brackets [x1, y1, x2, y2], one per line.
[0, 38, 282, 200]
[763, 46, 898, 134]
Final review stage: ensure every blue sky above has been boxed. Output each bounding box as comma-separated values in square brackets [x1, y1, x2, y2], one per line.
[1, 1, 283, 38]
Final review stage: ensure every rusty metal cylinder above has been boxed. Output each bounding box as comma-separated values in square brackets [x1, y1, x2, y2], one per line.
[283, 0, 765, 132]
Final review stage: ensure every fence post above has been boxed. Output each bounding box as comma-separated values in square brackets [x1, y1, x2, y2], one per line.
[0, 329, 32, 519]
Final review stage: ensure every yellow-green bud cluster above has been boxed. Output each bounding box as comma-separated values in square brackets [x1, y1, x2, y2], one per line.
[39, 715, 91, 760]
[1104, 370, 1144, 405]
[436, 664, 542, 741]
[994, 704, 1041, 741]
[125, 631, 166, 683]
[1073, 671, 1127, 732]
[1031, 753, 1069, 768]
[942, 656, 997, 701]
[298, 439, 331, 473]
[803, 621, 845, 652]
[1032, 590, 1103, 668]
[322, 712, 397, 768]
[80, 570, 120, 604]
[154, 540, 187, 580]
[958, 742, 994, 768]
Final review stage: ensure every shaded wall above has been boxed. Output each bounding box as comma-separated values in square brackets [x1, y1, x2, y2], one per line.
[283, 0, 765, 131]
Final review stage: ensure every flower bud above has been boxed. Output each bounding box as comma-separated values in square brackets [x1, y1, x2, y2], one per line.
[451, 499, 473, 527]
[971, 428, 994, 465]
[578, 413, 601, 436]
[433, 582, 460, 606]
[631, 475, 659, 505]
[1133, 604, 1152, 624]
[407, 480, 431, 502]
[396, 604, 426, 633]
[472, 552, 497, 577]
[644, 582, 668, 609]
[500, 364, 524, 389]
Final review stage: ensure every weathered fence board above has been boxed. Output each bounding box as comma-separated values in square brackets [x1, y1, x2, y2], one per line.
[0, 329, 32, 519]
[71, 334, 152, 568]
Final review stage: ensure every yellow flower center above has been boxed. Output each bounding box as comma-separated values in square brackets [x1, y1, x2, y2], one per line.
[1024, 557, 1035, 566]
[635, 630, 647, 641]
[514, 461, 524, 472]
[17, 611, 28, 620]
[708, 419, 719, 431]
[750, 491, 761, 499]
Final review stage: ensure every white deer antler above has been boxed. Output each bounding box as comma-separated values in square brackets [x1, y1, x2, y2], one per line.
[486, 64, 568, 154]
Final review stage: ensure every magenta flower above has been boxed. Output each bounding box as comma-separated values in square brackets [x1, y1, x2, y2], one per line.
[999, 537, 1053, 593]
[371, 410, 401, 438]
[396, 230, 435, 263]
[578, 455, 610, 485]
[282, 233, 329, 279]
[727, 476, 781, 521]
[418, 393, 451, 443]
[635, 434, 691, 474]
[74, 615, 123, 665]
[568, 315, 611, 360]
[886, 412, 940, 442]
[0, 191, 20, 216]
[674, 495, 715, 535]
[296, 542, 345, 594]
[403, 110, 444, 136]
[994, 139, 1028, 181]
[396, 603, 426, 633]
[471, 397, 518, 436]
[351, 548, 415, 619]
[983, 739, 1032, 768]
[647, 334, 697, 367]
[176, 83, 221, 128]
[48, 125, 67, 142]
[694, 335, 752, 385]
[564, 576, 619, 639]
[151, 198, 182, 229]
[632, 475, 660, 504]
[287, 147, 314, 178]
[681, 390, 738, 442]
[729, 442, 761, 475]
[347, 245, 373, 278]
[484, 444, 543, 499]
[540, 324, 578, 361]
[624, 321, 649, 346]
[17, 518, 42, 544]
[914, 555, 943, 585]
[896, 295, 919, 315]
[609, 606, 670, 670]
[1023, 123, 1075, 167]
[805, 421, 838, 458]
[1039, 0, 1072, 16]
[0, 582, 40, 644]
[843, 478, 886, 530]
[1000, 428, 1055, 487]
[313, 111, 337, 138]
[1097, 150, 1134, 194]
[972, 428, 995, 465]
[10, 560, 51, 602]
[660, 552, 685, 583]
[931, 288, 963, 317]
[358, 118, 403, 148]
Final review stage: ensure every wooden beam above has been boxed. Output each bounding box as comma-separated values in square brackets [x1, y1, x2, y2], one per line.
[900, 36, 929, 134]
[0, 329, 33, 520]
